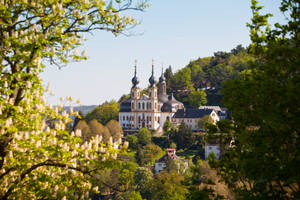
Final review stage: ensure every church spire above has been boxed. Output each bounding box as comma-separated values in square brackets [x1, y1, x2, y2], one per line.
[159, 63, 166, 83]
[149, 59, 156, 87]
[131, 60, 139, 88]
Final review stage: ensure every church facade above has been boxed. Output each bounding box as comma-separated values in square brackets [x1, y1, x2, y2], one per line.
[119, 62, 184, 132]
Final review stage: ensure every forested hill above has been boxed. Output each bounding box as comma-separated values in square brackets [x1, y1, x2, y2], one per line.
[165, 45, 256, 107]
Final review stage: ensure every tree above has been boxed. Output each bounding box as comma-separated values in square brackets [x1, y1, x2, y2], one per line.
[134, 167, 153, 199]
[212, 0, 300, 199]
[88, 119, 112, 143]
[118, 94, 130, 104]
[75, 119, 91, 141]
[137, 127, 152, 146]
[151, 171, 189, 200]
[163, 120, 173, 134]
[136, 144, 163, 166]
[185, 89, 207, 108]
[0, 0, 148, 199]
[85, 100, 120, 125]
[106, 120, 123, 141]
[126, 134, 139, 150]
[164, 65, 173, 94]
[170, 122, 195, 150]
[197, 115, 214, 130]
[169, 67, 194, 102]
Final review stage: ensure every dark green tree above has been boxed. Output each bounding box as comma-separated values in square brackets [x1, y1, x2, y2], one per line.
[164, 65, 174, 94]
[170, 122, 195, 150]
[212, 0, 300, 199]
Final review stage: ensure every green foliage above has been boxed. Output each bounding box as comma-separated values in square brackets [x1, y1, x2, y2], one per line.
[85, 100, 120, 125]
[212, 0, 300, 199]
[151, 171, 189, 200]
[169, 122, 195, 150]
[134, 167, 153, 199]
[137, 127, 152, 146]
[168, 45, 255, 106]
[118, 94, 131, 103]
[0, 0, 148, 198]
[165, 157, 187, 174]
[163, 120, 173, 134]
[185, 89, 207, 108]
[136, 144, 163, 166]
[198, 115, 214, 129]
[126, 134, 139, 150]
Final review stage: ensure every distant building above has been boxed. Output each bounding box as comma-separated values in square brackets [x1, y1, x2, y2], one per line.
[154, 148, 188, 174]
[199, 106, 228, 120]
[119, 62, 184, 132]
[119, 61, 222, 133]
[172, 108, 219, 131]
[205, 142, 221, 160]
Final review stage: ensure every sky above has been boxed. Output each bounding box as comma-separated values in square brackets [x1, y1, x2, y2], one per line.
[41, 0, 285, 105]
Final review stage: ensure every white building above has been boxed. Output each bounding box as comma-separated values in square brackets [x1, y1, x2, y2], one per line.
[172, 108, 219, 131]
[119, 62, 183, 132]
[154, 148, 187, 174]
[205, 142, 221, 160]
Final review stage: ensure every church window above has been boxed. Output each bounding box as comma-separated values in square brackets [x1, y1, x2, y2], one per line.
[138, 102, 141, 109]
[142, 102, 145, 110]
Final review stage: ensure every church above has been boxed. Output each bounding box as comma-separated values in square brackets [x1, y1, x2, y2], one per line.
[119, 62, 220, 133]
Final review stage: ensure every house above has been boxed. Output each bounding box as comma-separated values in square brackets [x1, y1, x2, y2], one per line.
[199, 106, 228, 120]
[205, 142, 221, 160]
[154, 148, 188, 174]
[172, 108, 220, 131]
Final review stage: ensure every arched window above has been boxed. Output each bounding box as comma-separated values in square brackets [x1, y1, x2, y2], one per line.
[142, 102, 145, 110]
[138, 102, 141, 109]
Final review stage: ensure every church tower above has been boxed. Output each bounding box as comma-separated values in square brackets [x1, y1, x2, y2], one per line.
[158, 66, 167, 96]
[131, 61, 140, 100]
[148, 60, 158, 101]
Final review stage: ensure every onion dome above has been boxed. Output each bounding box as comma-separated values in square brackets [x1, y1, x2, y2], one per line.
[159, 66, 166, 83]
[149, 61, 156, 87]
[131, 61, 139, 88]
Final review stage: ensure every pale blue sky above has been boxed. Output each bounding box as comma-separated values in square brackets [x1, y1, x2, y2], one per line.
[41, 0, 285, 105]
